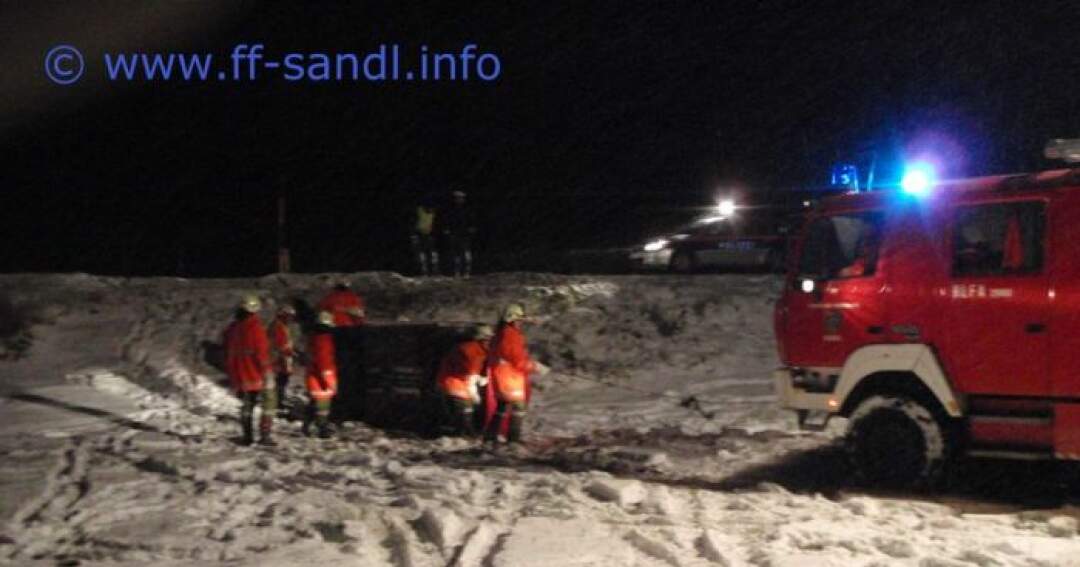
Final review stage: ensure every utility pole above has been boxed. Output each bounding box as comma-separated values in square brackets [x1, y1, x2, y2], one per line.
[276, 187, 290, 273]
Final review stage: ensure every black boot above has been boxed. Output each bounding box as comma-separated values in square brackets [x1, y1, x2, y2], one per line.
[316, 411, 332, 438]
[508, 411, 526, 444]
[241, 420, 254, 446]
[240, 397, 255, 445]
[301, 404, 314, 437]
[460, 413, 477, 437]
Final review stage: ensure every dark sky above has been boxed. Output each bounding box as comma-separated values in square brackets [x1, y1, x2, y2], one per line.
[3, 1, 1080, 276]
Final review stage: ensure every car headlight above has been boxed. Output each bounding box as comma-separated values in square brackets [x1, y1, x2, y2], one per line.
[643, 239, 669, 252]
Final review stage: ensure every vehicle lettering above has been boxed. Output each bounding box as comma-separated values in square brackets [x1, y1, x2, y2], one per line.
[717, 240, 755, 251]
[951, 284, 987, 299]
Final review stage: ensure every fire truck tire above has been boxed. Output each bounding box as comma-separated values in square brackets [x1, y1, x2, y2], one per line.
[669, 250, 696, 273]
[846, 394, 950, 488]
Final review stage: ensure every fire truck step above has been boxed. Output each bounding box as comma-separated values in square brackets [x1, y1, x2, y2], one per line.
[965, 449, 1054, 461]
[968, 415, 1054, 450]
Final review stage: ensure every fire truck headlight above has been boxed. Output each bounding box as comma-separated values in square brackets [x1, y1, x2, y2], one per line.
[643, 239, 669, 252]
[800, 279, 815, 293]
[717, 199, 736, 217]
[901, 162, 936, 197]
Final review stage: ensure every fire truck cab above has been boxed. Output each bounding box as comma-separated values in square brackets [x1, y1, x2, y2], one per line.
[774, 168, 1080, 486]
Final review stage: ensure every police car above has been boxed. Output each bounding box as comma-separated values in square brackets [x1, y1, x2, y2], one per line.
[629, 200, 790, 273]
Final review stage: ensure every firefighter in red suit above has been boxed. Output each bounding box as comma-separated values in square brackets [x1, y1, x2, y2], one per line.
[318, 281, 366, 327]
[303, 310, 338, 438]
[436, 324, 494, 436]
[484, 304, 541, 445]
[268, 304, 298, 414]
[223, 295, 276, 446]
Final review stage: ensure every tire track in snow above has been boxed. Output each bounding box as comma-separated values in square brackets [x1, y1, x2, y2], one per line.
[5, 437, 90, 561]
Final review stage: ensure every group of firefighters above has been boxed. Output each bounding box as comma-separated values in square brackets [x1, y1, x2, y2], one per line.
[411, 190, 477, 277]
[221, 280, 541, 448]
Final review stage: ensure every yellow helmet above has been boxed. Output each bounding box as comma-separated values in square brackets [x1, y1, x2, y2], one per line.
[316, 310, 335, 327]
[240, 295, 262, 314]
[501, 303, 526, 323]
[473, 324, 495, 340]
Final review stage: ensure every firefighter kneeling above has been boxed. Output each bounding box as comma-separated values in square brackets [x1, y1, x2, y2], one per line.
[484, 304, 547, 446]
[436, 324, 494, 436]
[303, 311, 338, 439]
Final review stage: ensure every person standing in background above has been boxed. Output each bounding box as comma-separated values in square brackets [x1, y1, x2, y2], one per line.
[268, 304, 298, 415]
[441, 190, 476, 277]
[318, 280, 366, 327]
[411, 195, 439, 276]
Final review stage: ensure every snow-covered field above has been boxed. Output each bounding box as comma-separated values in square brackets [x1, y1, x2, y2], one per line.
[1, 272, 1078, 566]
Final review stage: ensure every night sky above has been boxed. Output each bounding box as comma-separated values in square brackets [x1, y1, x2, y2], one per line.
[3, 1, 1080, 276]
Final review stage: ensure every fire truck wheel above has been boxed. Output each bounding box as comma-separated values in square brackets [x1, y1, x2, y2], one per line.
[846, 394, 950, 488]
[669, 251, 696, 273]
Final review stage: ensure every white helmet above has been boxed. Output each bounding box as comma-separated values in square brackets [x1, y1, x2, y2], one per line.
[278, 304, 296, 316]
[316, 310, 335, 327]
[473, 324, 495, 340]
[501, 303, 526, 323]
[240, 295, 262, 314]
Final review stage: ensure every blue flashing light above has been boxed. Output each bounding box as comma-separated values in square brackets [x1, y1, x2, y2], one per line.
[830, 163, 859, 190]
[901, 163, 936, 196]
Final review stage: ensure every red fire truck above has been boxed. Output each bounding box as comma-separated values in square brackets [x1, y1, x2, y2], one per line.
[774, 167, 1080, 486]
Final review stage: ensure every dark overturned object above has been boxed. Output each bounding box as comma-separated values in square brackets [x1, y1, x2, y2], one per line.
[330, 322, 481, 435]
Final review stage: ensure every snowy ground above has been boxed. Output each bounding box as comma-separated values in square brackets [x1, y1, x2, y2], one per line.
[1, 272, 1079, 566]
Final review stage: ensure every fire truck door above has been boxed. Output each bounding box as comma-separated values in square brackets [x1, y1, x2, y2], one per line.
[945, 201, 1050, 397]
[785, 212, 886, 367]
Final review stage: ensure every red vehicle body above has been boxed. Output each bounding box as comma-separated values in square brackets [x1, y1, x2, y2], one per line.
[774, 168, 1080, 485]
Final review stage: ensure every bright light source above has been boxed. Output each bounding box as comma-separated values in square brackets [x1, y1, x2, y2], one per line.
[800, 279, 815, 293]
[717, 199, 736, 216]
[1045, 138, 1080, 163]
[901, 162, 936, 196]
[643, 239, 668, 252]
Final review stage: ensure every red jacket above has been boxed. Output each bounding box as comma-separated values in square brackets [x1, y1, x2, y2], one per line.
[486, 319, 535, 403]
[437, 340, 488, 400]
[305, 331, 338, 400]
[318, 289, 366, 327]
[223, 314, 271, 392]
[484, 323, 534, 430]
[488, 323, 534, 375]
[269, 317, 295, 374]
